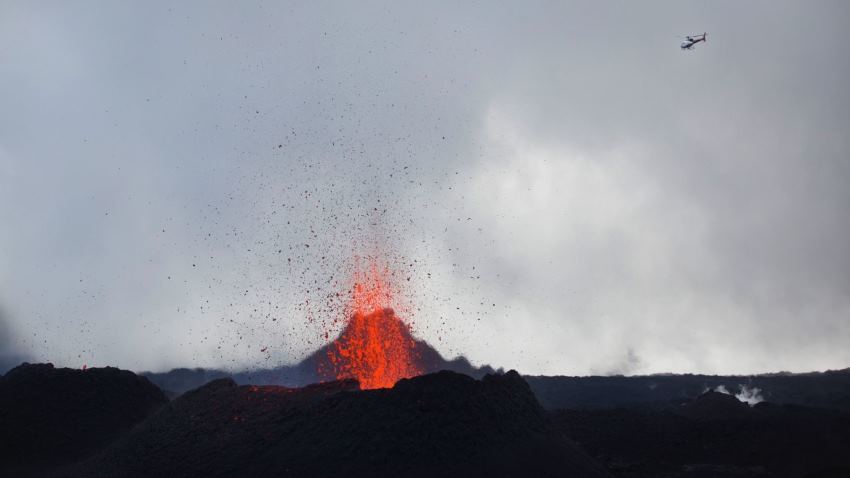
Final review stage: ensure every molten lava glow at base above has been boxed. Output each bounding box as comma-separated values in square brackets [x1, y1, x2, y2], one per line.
[319, 262, 423, 389]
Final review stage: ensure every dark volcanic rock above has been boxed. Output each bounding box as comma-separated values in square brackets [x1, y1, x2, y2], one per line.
[525, 369, 850, 412]
[0, 362, 167, 474]
[551, 400, 850, 478]
[679, 390, 752, 420]
[72, 370, 609, 477]
[144, 366, 231, 398]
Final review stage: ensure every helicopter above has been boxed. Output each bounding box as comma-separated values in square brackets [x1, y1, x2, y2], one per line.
[680, 32, 707, 50]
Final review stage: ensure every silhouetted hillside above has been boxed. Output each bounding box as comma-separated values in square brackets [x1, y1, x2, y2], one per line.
[551, 391, 850, 477]
[71, 370, 608, 477]
[525, 368, 850, 412]
[0, 363, 167, 475]
[4, 361, 850, 477]
[679, 390, 751, 420]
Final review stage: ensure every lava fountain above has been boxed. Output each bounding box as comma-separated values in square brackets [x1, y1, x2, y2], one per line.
[318, 261, 423, 389]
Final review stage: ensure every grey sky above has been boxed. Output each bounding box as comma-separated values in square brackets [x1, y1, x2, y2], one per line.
[1, 1, 848, 375]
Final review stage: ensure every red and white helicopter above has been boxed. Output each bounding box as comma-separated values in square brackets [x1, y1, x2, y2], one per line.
[680, 32, 707, 50]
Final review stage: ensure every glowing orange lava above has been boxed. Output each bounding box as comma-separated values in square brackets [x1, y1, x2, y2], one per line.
[319, 261, 422, 389]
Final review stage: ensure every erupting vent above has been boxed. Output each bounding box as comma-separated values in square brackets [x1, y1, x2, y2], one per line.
[318, 262, 423, 389]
